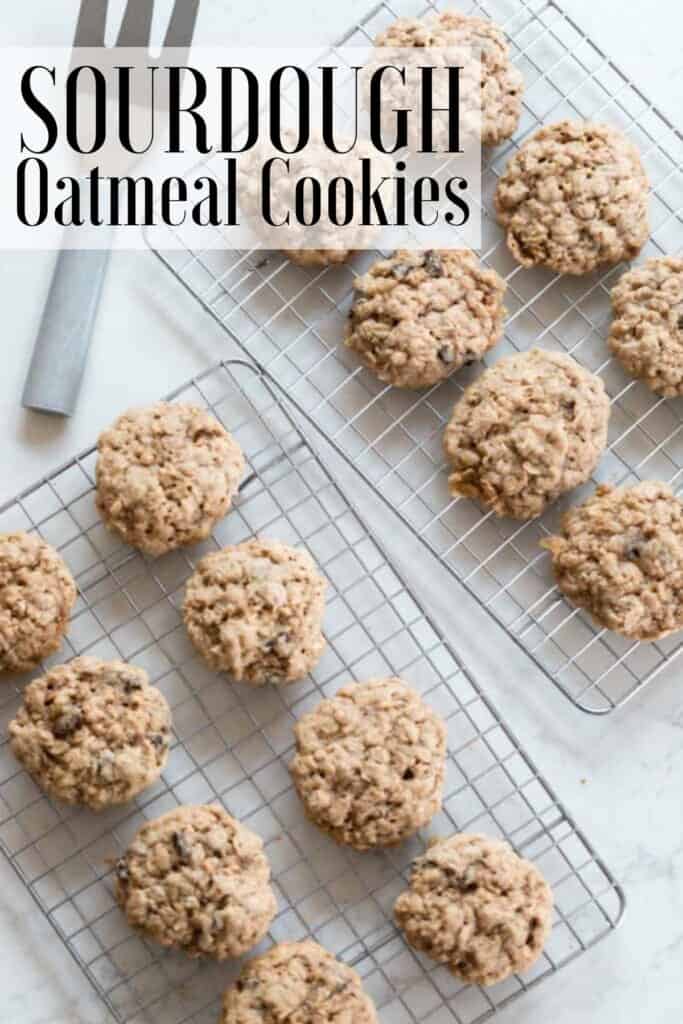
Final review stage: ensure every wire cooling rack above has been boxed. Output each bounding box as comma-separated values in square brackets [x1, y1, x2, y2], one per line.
[0, 360, 622, 1024]
[147, 0, 683, 715]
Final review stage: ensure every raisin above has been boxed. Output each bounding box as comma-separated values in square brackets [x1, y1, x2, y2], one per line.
[52, 711, 82, 738]
[264, 631, 290, 652]
[115, 858, 129, 882]
[424, 251, 444, 277]
[151, 733, 167, 750]
[123, 675, 144, 694]
[403, 768, 415, 780]
[172, 830, 192, 862]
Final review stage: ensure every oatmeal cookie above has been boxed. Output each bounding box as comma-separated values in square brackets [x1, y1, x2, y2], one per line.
[221, 940, 378, 1023]
[96, 402, 245, 557]
[183, 539, 326, 685]
[543, 480, 683, 640]
[0, 532, 77, 674]
[376, 11, 524, 146]
[115, 804, 277, 959]
[608, 257, 683, 396]
[9, 657, 171, 810]
[443, 349, 610, 519]
[290, 677, 447, 850]
[288, 250, 353, 269]
[394, 833, 553, 986]
[495, 121, 649, 274]
[240, 134, 392, 269]
[346, 250, 507, 389]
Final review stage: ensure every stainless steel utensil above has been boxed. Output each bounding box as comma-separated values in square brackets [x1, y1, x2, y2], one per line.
[22, 0, 200, 416]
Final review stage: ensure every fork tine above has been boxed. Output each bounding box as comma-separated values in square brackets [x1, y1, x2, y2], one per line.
[74, 0, 108, 47]
[117, 0, 155, 47]
[163, 0, 201, 51]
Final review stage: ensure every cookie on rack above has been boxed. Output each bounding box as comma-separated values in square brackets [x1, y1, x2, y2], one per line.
[115, 804, 277, 959]
[96, 402, 245, 557]
[394, 833, 553, 986]
[443, 348, 610, 519]
[290, 677, 447, 850]
[495, 121, 650, 274]
[221, 940, 378, 1023]
[239, 134, 392, 271]
[543, 480, 683, 640]
[345, 250, 507, 389]
[9, 657, 171, 810]
[0, 531, 77, 674]
[183, 538, 327, 685]
[375, 10, 524, 146]
[608, 256, 683, 396]
[287, 249, 353, 269]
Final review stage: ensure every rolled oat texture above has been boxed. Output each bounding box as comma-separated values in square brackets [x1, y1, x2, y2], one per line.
[495, 120, 649, 274]
[395, 833, 554, 986]
[290, 677, 447, 849]
[96, 402, 245, 557]
[346, 250, 507, 389]
[443, 348, 610, 519]
[183, 538, 326, 685]
[376, 10, 524, 146]
[115, 804, 277, 959]
[9, 657, 171, 810]
[0, 531, 77, 674]
[609, 256, 683, 396]
[221, 940, 378, 1023]
[543, 480, 683, 640]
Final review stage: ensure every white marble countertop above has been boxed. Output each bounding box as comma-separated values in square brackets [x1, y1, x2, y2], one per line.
[1, 2, 682, 1022]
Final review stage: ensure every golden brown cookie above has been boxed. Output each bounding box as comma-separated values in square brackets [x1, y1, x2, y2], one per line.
[609, 257, 683, 396]
[221, 941, 378, 1023]
[346, 250, 506, 389]
[0, 532, 76, 674]
[290, 677, 447, 850]
[376, 11, 524, 146]
[443, 349, 610, 519]
[495, 121, 649, 274]
[543, 480, 683, 640]
[96, 402, 245, 557]
[115, 804, 277, 959]
[9, 657, 171, 810]
[183, 539, 327, 685]
[395, 833, 553, 986]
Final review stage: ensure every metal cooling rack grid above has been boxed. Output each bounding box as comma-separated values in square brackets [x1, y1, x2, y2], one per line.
[147, 0, 683, 715]
[0, 359, 623, 1024]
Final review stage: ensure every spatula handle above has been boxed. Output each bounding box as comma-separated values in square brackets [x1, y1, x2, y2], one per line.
[22, 248, 112, 416]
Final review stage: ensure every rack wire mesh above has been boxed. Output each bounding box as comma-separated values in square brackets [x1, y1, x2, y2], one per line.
[0, 359, 623, 1024]
[148, 0, 683, 714]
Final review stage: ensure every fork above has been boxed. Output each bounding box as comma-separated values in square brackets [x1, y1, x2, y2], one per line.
[22, 0, 200, 417]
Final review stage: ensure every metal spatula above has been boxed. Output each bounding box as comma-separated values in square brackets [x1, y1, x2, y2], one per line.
[22, 0, 200, 416]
